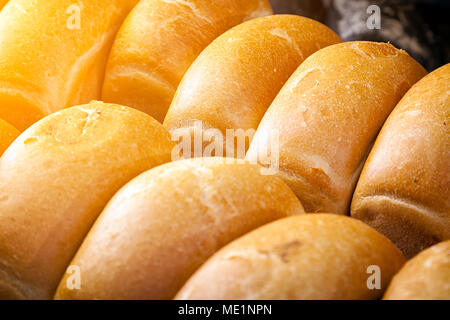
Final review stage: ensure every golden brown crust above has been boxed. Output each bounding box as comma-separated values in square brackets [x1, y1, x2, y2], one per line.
[351, 63, 449, 258]
[0, 101, 174, 299]
[102, 0, 273, 122]
[54, 158, 305, 300]
[175, 214, 406, 300]
[0, 0, 139, 130]
[164, 14, 341, 152]
[0, 118, 19, 156]
[384, 241, 450, 300]
[247, 41, 427, 214]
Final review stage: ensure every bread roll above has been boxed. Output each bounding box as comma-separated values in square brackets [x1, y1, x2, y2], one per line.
[175, 214, 406, 300]
[54, 158, 305, 300]
[246, 41, 427, 214]
[351, 63, 449, 258]
[0, 101, 174, 300]
[164, 14, 341, 156]
[0, 0, 139, 131]
[384, 240, 449, 300]
[0, 118, 19, 156]
[102, 0, 273, 122]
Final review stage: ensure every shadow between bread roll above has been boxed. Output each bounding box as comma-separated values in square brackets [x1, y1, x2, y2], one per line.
[0, 1, 8, 10]
[0, 0, 139, 131]
[246, 41, 427, 214]
[383, 240, 450, 300]
[175, 214, 406, 300]
[351, 63, 450, 258]
[102, 0, 273, 123]
[54, 158, 305, 300]
[0, 118, 19, 156]
[163, 14, 341, 157]
[0, 102, 174, 300]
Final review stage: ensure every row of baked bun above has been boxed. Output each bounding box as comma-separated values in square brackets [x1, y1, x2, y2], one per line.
[0, 0, 274, 131]
[0, 0, 263, 131]
[0, 71, 447, 300]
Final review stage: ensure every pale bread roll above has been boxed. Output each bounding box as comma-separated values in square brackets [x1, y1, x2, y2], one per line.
[0, 102, 174, 299]
[55, 158, 305, 300]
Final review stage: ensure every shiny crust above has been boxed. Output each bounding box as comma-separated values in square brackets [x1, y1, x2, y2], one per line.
[247, 41, 427, 214]
[55, 158, 305, 300]
[351, 64, 449, 258]
[0, 102, 174, 299]
[164, 14, 341, 149]
[0, 0, 139, 130]
[384, 241, 450, 300]
[102, 0, 273, 122]
[175, 214, 406, 300]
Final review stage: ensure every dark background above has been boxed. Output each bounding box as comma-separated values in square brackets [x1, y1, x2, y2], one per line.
[269, 0, 450, 71]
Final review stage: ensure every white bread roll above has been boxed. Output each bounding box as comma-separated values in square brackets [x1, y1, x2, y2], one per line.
[0, 0, 139, 131]
[384, 240, 450, 300]
[55, 158, 305, 300]
[176, 214, 406, 300]
[351, 63, 450, 258]
[246, 41, 427, 214]
[164, 14, 341, 156]
[102, 0, 273, 122]
[0, 102, 174, 299]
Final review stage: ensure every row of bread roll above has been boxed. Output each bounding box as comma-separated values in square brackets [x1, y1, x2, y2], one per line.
[351, 63, 450, 258]
[102, 0, 274, 122]
[0, 101, 446, 300]
[0, 0, 274, 131]
[176, 219, 449, 300]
